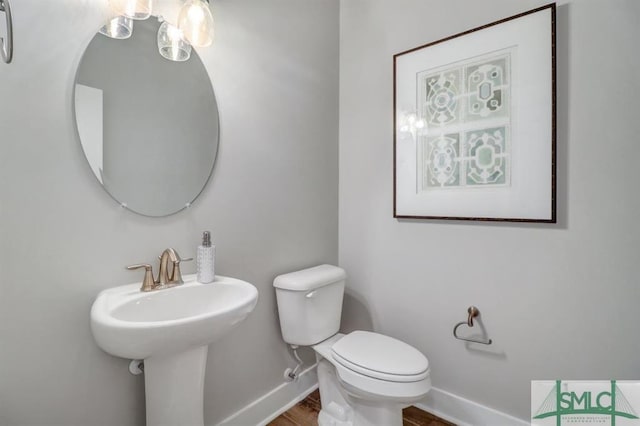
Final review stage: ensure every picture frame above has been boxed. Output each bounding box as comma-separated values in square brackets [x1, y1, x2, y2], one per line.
[393, 4, 556, 222]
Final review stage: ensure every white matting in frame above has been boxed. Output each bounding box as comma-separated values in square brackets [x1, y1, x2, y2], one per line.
[394, 4, 556, 222]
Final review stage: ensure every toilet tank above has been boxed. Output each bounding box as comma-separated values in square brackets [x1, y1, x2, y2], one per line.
[273, 265, 346, 346]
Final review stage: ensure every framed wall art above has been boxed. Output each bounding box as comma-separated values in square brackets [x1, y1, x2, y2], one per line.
[393, 4, 556, 222]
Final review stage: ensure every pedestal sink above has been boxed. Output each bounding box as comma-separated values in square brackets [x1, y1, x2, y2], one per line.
[90, 274, 258, 426]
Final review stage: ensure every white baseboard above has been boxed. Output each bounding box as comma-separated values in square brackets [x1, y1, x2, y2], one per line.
[216, 364, 318, 426]
[216, 365, 528, 426]
[416, 387, 529, 426]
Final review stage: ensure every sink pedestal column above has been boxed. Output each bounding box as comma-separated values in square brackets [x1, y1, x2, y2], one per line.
[144, 346, 209, 426]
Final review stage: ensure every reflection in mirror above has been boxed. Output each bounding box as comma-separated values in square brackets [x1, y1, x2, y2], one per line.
[74, 17, 219, 217]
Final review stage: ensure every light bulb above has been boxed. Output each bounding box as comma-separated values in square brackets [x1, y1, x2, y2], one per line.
[157, 21, 192, 62]
[99, 16, 133, 39]
[110, 0, 152, 21]
[178, 0, 214, 47]
[188, 5, 205, 22]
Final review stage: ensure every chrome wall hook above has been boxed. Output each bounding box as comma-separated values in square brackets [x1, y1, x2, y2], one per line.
[0, 0, 13, 64]
[453, 305, 492, 345]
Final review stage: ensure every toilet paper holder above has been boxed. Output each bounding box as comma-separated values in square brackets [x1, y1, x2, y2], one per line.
[453, 306, 492, 345]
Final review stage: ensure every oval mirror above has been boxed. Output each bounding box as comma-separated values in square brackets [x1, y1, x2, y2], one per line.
[73, 17, 219, 217]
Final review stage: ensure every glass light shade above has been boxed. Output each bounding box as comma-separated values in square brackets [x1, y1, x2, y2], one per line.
[110, 0, 152, 20]
[178, 0, 214, 47]
[99, 16, 133, 39]
[157, 21, 192, 62]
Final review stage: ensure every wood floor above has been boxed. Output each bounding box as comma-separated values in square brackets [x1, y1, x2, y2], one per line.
[268, 390, 455, 426]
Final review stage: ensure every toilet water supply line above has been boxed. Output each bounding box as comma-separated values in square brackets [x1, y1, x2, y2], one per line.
[284, 345, 304, 382]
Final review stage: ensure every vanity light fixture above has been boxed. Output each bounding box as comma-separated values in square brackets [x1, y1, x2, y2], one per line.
[177, 0, 214, 47]
[102, 0, 215, 62]
[157, 20, 192, 62]
[99, 16, 133, 40]
[110, 0, 153, 21]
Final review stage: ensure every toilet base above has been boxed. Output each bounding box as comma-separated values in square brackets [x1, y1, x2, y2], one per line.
[318, 408, 353, 426]
[315, 356, 405, 426]
[348, 397, 403, 426]
[317, 391, 404, 426]
[317, 356, 353, 425]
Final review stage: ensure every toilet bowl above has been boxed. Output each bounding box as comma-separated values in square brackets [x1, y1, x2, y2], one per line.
[274, 265, 431, 426]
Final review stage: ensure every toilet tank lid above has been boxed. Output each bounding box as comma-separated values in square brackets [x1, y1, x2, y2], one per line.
[273, 264, 346, 291]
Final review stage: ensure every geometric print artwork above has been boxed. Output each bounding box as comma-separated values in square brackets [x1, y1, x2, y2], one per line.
[465, 127, 508, 185]
[417, 49, 512, 190]
[424, 70, 461, 126]
[467, 57, 509, 120]
[423, 133, 460, 188]
[423, 127, 508, 188]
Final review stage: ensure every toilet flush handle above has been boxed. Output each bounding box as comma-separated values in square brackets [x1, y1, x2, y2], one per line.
[305, 290, 317, 299]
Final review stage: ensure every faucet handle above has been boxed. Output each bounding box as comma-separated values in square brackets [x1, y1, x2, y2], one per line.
[157, 253, 193, 262]
[171, 254, 193, 284]
[126, 263, 156, 292]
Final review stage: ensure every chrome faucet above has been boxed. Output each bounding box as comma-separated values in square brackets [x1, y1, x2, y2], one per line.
[127, 248, 193, 292]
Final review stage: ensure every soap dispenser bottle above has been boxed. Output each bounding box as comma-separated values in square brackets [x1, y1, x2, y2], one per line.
[197, 231, 215, 283]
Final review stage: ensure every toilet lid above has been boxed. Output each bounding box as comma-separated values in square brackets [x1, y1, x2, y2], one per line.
[331, 331, 429, 382]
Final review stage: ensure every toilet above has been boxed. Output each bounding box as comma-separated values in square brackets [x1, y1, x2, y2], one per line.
[274, 265, 431, 426]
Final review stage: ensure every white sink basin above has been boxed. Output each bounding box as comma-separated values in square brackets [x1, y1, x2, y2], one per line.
[91, 275, 258, 359]
[90, 274, 258, 426]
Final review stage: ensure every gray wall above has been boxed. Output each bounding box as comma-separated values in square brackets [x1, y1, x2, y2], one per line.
[0, 0, 338, 425]
[339, 0, 640, 421]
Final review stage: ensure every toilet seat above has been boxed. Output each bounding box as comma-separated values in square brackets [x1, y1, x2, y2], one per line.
[334, 360, 431, 402]
[312, 331, 431, 402]
[331, 331, 429, 383]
